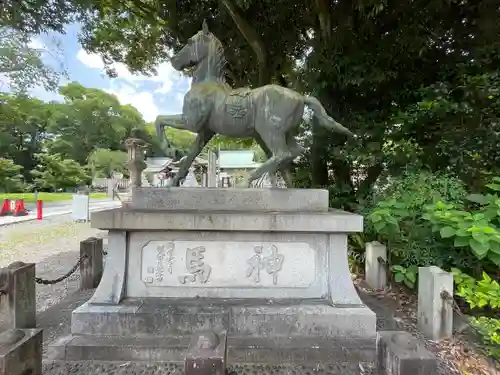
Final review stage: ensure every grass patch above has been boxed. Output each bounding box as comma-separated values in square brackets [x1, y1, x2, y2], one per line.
[0, 192, 107, 202]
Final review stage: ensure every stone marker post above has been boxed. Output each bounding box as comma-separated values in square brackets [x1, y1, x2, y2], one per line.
[0, 329, 43, 375]
[417, 266, 453, 340]
[0, 262, 36, 330]
[80, 237, 104, 290]
[185, 331, 227, 375]
[365, 241, 387, 290]
[377, 331, 437, 375]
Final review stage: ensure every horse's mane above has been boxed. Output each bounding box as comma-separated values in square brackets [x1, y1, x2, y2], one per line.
[204, 31, 231, 89]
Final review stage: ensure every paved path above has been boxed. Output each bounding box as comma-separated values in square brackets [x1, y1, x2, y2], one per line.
[0, 198, 120, 226]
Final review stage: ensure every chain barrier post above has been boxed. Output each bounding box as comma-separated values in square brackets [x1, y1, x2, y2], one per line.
[0, 262, 36, 330]
[365, 241, 388, 290]
[80, 237, 104, 290]
[417, 266, 453, 340]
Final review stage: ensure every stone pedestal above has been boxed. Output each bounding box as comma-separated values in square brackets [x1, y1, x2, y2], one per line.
[51, 188, 376, 367]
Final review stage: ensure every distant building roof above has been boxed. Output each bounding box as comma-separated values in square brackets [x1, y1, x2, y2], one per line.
[144, 157, 173, 173]
[219, 150, 261, 169]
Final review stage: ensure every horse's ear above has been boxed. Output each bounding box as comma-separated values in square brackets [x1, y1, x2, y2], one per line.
[202, 19, 210, 34]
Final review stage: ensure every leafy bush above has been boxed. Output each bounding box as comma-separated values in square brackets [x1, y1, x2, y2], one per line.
[453, 269, 500, 361]
[391, 265, 418, 288]
[365, 171, 469, 277]
[424, 178, 500, 270]
[453, 269, 500, 310]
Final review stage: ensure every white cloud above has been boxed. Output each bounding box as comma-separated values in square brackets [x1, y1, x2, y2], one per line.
[105, 83, 159, 122]
[76, 48, 188, 119]
[76, 49, 183, 94]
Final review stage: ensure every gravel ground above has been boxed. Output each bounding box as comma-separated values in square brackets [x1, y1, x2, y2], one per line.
[0, 214, 106, 313]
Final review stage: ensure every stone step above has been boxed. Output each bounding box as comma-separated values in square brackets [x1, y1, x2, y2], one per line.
[48, 334, 375, 365]
[42, 360, 369, 375]
[72, 298, 375, 338]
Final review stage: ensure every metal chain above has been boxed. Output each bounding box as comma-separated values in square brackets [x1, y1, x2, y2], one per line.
[377, 256, 389, 270]
[35, 254, 88, 285]
[441, 290, 463, 316]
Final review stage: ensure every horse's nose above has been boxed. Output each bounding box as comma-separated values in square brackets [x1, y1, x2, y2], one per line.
[170, 54, 181, 70]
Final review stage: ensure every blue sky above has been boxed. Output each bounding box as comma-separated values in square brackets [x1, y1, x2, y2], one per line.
[29, 23, 189, 122]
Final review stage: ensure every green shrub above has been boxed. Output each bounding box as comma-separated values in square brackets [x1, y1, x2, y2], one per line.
[453, 269, 500, 361]
[365, 171, 469, 276]
[424, 177, 500, 270]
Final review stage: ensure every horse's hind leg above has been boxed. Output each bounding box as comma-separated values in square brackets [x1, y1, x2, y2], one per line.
[255, 134, 292, 188]
[245, 133, 291, 187]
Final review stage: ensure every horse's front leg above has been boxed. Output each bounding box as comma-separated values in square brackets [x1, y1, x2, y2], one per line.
[155, 114, 185, 130]
[172, 129, 215, 186]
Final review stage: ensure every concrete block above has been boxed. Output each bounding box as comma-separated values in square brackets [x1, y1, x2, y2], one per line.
[130, 187, 329, 212]
[365, 242, 387, 290]
[0, 262, 36, 330]
[417, 266, 453, 340]
[80, 237, 104, 290]
[0, 329, 42, 375]
[185, 331, 227, 375]
[377, 331, 436, 375]
[91, 208, 364, 233]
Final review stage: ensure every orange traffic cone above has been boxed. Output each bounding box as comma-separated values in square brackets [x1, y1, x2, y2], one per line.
[13, 199, 28, 216]
[0, 199, 12, 216]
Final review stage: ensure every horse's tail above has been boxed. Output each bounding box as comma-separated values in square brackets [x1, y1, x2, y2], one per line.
[303, 96, 354, 137]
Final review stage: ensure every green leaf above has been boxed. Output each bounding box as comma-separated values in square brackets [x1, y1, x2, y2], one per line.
[472, 231, 490, 244]
[403, 279, 415, 289]
[486, 183, 500, 192]
[489, 241, 500, 254]
[454, 236, 470, 247]
[394, 273, 405, 283]
[466, 194, 489, 205]
[469, 238, 490, 259]
[440, 226, 456, 238]
[370, 214, 382, 223]
[374, 221, 386, 232]
[487, 252, 500, 266]
[406, 271, 417, 283]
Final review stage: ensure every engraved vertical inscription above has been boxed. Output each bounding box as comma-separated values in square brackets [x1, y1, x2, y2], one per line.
[164, 242, 175, 274]
[246, 245, 285, 285]
[155, 245, 166, 282]
[178, 246, 212, 284]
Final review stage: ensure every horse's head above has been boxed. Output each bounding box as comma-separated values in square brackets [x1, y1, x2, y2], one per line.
[170, 20, 220, 72]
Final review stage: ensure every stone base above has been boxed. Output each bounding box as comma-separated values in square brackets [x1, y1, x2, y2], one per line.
[49, 298, 376, 364]
[0, 328, 42, 375]
[43, 360, 370, 375]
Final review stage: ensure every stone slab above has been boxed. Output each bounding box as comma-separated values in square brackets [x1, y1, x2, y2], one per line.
[42, 360, 366, 375]
[140, 240, 316, 288]
[71, 298, 376, 339]
[185, 331, 227, 375]
[130, 187, 329, 212]
[125, 232, 358, 302]
[49, 334, 375, 365]
[0, 328, 42, 375]
[377, 331, 437, 375]
[90, 208, 363, 233]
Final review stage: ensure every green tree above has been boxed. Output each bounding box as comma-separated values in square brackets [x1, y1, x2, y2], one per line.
[0, 93, 53, 182]
[0, 158, 25, 192]
[47, 82, 147, 164]
[87, 148, 127, 178]
[31, 153, 90, 191]
[0, 27, 64, 93]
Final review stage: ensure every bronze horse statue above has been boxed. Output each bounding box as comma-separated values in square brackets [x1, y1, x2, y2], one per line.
[156, 21, 353, 187]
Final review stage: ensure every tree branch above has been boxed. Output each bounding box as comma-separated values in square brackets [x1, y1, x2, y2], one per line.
[219, 0, 270, 85]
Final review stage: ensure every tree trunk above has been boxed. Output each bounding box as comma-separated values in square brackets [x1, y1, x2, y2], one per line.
[219, 0, 270, 86]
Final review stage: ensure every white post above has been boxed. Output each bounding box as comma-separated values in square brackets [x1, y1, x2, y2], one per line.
[417, 266, 453, 340]
[365, 241, 387, 290]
